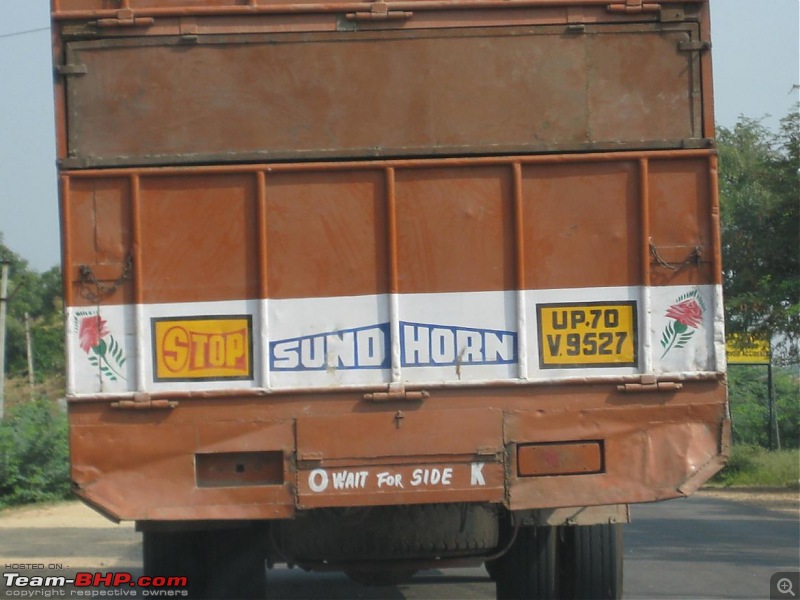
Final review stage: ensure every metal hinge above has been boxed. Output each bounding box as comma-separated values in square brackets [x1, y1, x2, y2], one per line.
[111, 394, 178, 410]
[296, 451, 323, 469]
[96, 9, 155, 28]
[678, 39, 712, 53]
[607, 1, 661, 14]
[617, 375, 683, 393]
[56, 63, 88, 77]
[363, 383, 429, 402]
[179, 19, 199, 43]
[346, 2, 413, 22]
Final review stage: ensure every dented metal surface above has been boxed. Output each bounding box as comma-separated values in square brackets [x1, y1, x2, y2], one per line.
[52, 0, 727, 526]
[67, 382, 728, 520]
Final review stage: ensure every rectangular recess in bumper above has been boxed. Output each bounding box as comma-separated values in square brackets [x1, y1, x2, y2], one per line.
[517, 441, 604, 477]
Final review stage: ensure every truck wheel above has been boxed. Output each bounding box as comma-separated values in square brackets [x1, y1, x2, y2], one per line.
[495, 526, 559, 600]
[561, 524, 623, 600]
[143, 529, 267, 599]
[204, 529, 267, 600]
[142, 530, 207, 598]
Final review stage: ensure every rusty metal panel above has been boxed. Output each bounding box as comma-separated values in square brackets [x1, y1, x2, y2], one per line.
[505, 395, 729, 509]
[265, 170, 389, 299]
[137, 174, 260, 303]
[296, 409, 503, 460]
[66, 381, 727, 519]
[70, 416, 296, 520]
[62, 23, 704, 168]
[522, 161, 641, 290]
[395, 167, 515, 294]
[648, 158, 715, 286]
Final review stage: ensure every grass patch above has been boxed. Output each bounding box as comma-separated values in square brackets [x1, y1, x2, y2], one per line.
[711, 445, 800, 488]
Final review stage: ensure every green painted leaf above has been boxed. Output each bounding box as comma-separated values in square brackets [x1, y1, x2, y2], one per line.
[661, 322, 675, 348]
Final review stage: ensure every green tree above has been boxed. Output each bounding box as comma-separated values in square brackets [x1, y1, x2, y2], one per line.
[728, 365, 799, 449]
[717, 109, 800, 363]
[0, 397, 71, 507]
[0, 235, 65, 381]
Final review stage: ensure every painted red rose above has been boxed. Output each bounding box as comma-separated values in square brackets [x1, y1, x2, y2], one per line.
[79, 315, 109, 353]
[665, 299, 703, 329]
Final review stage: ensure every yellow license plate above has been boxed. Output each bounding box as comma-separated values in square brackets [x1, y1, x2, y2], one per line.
[537, 302, 637, 368]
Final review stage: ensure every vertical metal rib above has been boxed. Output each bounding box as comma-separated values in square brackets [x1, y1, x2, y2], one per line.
[708, 155, 723, 285]
[130, 174, 147, 392]
[639, 158, 653, 373]
[512, 162, 529, 381]
[708, 154, 726, 373]
[61, 175, 74, 395]
[256, 171, 270, 389]
[386, 167, 402, 383]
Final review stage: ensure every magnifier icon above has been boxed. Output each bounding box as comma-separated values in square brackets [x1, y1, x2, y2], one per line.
[778, 578, 796, 597]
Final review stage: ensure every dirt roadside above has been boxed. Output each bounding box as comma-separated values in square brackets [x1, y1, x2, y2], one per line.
[0, 501, 140, 570]
[696, 487, 800, 516]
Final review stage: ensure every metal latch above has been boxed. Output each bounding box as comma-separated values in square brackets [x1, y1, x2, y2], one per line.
[607, 1, 661, 13]
[617, 375, 682, 393]
[346, 2, 413, 22]
[363, 384, 429, 402]
[56, 63, 88, 77]
[179, 19, 199, 43]
[296, 451, 323, 469]
[96, 9, 155, 28]
[111, 394, 178, 410]
[678, 40, 712, 53]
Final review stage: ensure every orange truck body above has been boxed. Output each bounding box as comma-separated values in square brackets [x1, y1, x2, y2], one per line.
[52, 0, 728, 592]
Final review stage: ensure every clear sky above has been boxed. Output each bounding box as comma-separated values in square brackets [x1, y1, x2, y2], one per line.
[0, 0, 798, 273]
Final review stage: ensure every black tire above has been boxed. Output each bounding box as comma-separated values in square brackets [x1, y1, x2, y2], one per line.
[204, 529, 267, 600]
[142, 530, 207, 598]
[495, 526, 559, 600]
[143, 529, 267, 600]
[561, 524, 623, 600]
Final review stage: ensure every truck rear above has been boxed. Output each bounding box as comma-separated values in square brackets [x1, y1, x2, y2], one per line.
[52, 0, 728, 597]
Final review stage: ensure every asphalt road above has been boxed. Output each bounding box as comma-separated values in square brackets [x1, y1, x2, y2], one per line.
[1, 494, 798, 600]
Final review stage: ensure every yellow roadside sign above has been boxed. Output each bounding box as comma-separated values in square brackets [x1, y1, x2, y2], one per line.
[726, 333, 770, 365]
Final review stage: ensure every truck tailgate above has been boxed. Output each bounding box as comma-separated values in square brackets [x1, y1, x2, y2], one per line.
[63, 152, 723, 395]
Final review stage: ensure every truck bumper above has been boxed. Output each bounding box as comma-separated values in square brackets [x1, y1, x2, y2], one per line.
[69, 380, 729, 522]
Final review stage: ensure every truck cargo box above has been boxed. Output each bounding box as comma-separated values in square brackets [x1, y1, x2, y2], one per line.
[52, 1, 728, 597]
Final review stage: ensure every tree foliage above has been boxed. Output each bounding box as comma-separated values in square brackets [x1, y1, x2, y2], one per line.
[0, 235, 64, 381]
[0, 397, 71, 507]
[728, 365, 799, 449]
[717, 108, 800, 363]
